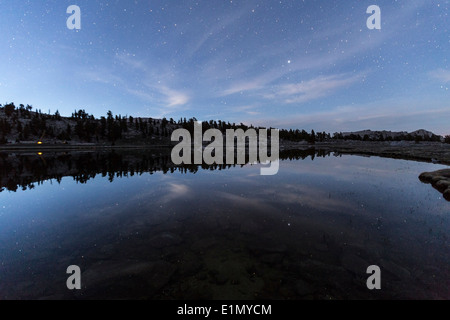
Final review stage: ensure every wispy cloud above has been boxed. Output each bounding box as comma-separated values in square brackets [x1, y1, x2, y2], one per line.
[125, 88, 154, 102]
[118, 54, 191, 108]
[429, 69, 450, 83]
[80, 68, 124, 86]
[83, 52, 191, 113]
[221, 81, 264, 96]
[67, 0, 439, 131]
[123, 82, 191, 111]
[217, 1, 430, 104]
[221, 72, 362, 106]
[248, 98, 450, 135]
[126, 85, 190, 118]
[268, 74, 362, 104]
[158, 86, 190, 107]
[185, 5, 251, 58]
[160, 183, 191, 203]
[115, 52, 148, 71]
[231, 105, 261, 116]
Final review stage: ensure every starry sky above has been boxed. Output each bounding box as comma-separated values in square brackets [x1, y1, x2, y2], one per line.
[0, 0, 449, 134]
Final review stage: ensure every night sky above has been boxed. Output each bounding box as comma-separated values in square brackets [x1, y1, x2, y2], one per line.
[1, 0, 449, 134]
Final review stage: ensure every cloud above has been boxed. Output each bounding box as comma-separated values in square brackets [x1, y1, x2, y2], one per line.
[262, 184, 359, 213]
[185, 5, 251, 58]
[126, 86, 190, 118]
[139, 84, 190, 107]
[80, 69, 124, 86]
[126, 88, 154, 102]
[158, 86, 190, 107]
[429, 69, 450, 83]
[216, 1, 430, 104]
[69, 0, 436, 123]
[107, 53, 191, 110]
[115, 53, 147, 71]
[270, 74, 362, 104]
[222, 73, 362, 106]
[221, 81, 264, 96]
[246, 98, 450, 135]
[157, 183, 192, 204]
[230, 105, 261, 116]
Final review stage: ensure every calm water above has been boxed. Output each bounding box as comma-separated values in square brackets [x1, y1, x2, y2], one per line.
[0, 150, 449, 299]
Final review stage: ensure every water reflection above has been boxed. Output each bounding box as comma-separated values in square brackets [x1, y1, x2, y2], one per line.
[0, 148, 330, 193]
[0, 150, 448, 300]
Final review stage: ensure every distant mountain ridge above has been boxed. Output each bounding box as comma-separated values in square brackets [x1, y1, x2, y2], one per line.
[340, 129, 443, 142]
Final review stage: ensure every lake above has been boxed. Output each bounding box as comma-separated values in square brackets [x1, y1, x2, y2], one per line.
[0, 149, 449, 299]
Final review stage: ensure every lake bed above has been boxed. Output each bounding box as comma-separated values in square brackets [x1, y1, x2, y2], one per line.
[0, 151, 448, 299]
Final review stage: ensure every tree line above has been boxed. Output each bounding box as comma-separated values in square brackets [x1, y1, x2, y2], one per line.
[0, 103, 173, 144]
[1, 102, 448, 145]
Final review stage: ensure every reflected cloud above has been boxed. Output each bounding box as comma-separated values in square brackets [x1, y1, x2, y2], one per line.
[160, 183, 192, 204]
[213, 181, 359, 217]
[216, 190, 273, 208]
[262, 184, 359, 214]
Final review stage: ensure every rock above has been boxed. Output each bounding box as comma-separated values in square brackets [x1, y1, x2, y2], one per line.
[380, 260, 411, 281]
[418, 172, 433, 182]
[191, 238, 217, 253]
[214, 273, 229, 285]
[295, 279, 312, 296]
[419, 169, 450, 181]
[150, 232, 183, 248]
[260, 253, 284, 265]
[435, 180, 450, 191]
[341, 253, 369, 275]
[314, 243, 329, 252]
[179, 259, 203, 277]
[80, 260, 176, 298]
[419, 169, 450, 202]
[145, 260, 177, 290]
[431, 176, 447, 183]
[248, 242, 288, 255]
[240, 220, 264, 235]
[196, 272, 208, 281]
[444, 188, 450, 201]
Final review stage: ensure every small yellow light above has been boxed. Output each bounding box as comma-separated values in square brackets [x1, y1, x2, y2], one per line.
[37, 141, 43, 145]
[38, 152, 43, 156]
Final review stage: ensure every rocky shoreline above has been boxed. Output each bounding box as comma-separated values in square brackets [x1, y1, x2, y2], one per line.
[281, 140, 450, 166]
[419, 169, 450, 201]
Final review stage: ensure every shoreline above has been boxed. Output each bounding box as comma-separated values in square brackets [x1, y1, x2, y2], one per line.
[1, 140, 449, 165]
[281, 140, 450, 166]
